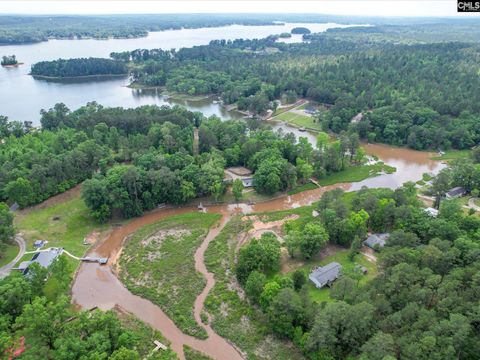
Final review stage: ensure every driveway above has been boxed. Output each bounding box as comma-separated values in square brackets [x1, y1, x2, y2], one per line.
[467, 197, 480, 211]
[0, 235, 26, 278]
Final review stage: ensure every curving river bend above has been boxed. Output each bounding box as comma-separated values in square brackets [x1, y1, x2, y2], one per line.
[71, 143, 445, 360]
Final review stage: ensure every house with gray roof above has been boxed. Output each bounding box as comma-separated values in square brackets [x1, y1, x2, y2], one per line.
[16, 248, 63, 275]
[309, 262, 342, 289]
[446, 187, 466, 199]
[363, 233, 389, 250]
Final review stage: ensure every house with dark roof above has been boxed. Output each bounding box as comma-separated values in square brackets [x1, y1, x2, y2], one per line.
[446, 187, 466, 199]
[363, 233, 389, 250]
[309, 262, 342, 289]
[16, 248, 63, 275]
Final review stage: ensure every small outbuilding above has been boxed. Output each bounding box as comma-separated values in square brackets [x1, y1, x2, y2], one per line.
[309, 262, 342, 289]
[241, 177, 254, 187]
[224, 167, 254, 188]
[34, 240, 46, 248]
[363, 233, 389, 250]
[446, 187, 467, 199]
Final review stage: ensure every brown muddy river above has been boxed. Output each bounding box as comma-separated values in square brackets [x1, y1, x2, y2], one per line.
[71, 141, 445, 360]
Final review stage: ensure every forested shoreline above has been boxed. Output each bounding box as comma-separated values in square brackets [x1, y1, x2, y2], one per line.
[0, 102, 363, 221]
[30, 24, 480, 150]
[113, 34, 479, 151]
[0, 13, 370, 45]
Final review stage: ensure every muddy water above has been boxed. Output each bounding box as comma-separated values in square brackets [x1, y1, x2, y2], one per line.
[71, 143, 444, 360]
[71, 186, 346, 359]
[353, 143, 446, 190]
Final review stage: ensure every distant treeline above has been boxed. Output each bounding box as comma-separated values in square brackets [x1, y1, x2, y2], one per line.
[30, 58, 127, 78]
[0, 14, 330, 45]
[2, 14, 478, 45]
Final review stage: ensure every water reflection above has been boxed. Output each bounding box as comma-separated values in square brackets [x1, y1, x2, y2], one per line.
[0, 22, 366, 124]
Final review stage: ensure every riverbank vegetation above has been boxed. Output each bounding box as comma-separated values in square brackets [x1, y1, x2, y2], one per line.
[119, 212, 220, 339]
[0, 256, 177, 359]
[204, 183, 480, 359]
[31, 58, 128, 78]
[426, 153, 480, 207]
[204, 217, 306, 359]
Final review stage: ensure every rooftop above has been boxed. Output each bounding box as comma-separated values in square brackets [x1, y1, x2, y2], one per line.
[16, 248, 63, 275]
[446, 186, 466, 197]
[309, 262, 342, 288]
[364, 233, 389, 249]
[226, 166, 252, 177]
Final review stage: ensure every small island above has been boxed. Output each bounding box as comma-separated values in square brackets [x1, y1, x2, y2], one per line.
[278, 32, 292, 38]
[291, 27, 311, 35]
[30, 57, 128, 79]
[1, 55, 23, 67]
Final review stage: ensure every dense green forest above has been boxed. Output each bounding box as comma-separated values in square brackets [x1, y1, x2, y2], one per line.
[236, 184, 480, 359]
[31, 58, 127, 78]
[0, 102, 362, 219]
[0, 256, 177, 359]
[103, 27, 480, 150]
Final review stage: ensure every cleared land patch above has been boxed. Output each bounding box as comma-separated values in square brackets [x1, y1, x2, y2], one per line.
[119, 212, 221, 339]
[274, 111, 322, 131]
[14, 191, 111, 271]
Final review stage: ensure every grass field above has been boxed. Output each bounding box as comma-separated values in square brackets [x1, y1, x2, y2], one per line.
[14, 194, 111, 270]
[184, 346, 212, 360]
[204, 217, 306, 360]
[293, 250, 377, 303]
[0, 242, 19, 268]
[318, 163, 396, 186]
[430, 149, 470, 161]
[273, 111, 323, 131]
[288, 182, 319, 195]
[119, 212, 220, 339]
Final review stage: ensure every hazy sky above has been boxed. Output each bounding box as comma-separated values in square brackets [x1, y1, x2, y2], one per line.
[0, 1, 468, 18]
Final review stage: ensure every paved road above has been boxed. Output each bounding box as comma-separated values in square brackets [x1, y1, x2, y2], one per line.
[0, 235, 26, 278]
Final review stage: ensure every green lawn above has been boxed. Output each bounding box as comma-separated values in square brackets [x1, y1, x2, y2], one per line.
[292, 249, 377, 303]
[119, 212, 221, 339]
[288, 182, 319, 195]
[0, 242, 19, 268]
[274, 111, 323, 131]
[430, 149, 470, 161]
[318, 163, 396, 186]
[14, 194, 111, 270]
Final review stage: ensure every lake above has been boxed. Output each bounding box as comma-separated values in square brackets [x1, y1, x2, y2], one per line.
[0, 22, 364, 124]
